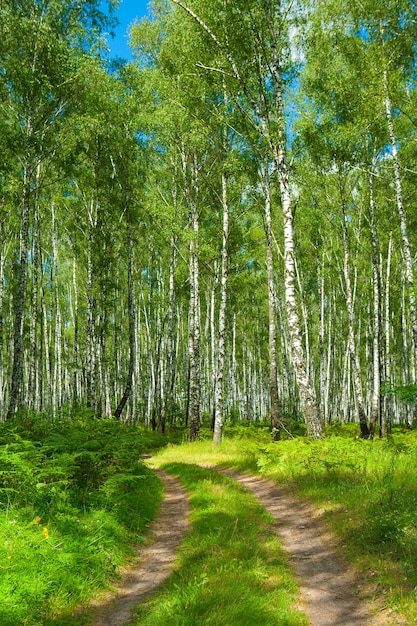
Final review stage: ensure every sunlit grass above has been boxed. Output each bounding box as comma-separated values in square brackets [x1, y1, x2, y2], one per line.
[152, 426, 417, 623]
[0, 415, 167, 625]
[132, 463, 308, 626]
[2, 417, 416, 624]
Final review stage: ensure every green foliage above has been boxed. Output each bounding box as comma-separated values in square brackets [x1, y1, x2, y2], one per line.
[0, 415, 167, 624]
[153, 428, 417, 622]
[383, 383, 417, 403]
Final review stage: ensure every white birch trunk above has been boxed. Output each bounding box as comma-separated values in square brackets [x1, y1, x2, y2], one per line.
[384, 233, 393, 434]
[165, 233, 177, 426]
[72, 254, 80, 409]
[182, 149, 201, 441]
[41, 272, 52, 412]
[318, 259, 326, 426]
[383, 70, 417, 376]
[86, 200, 97, 410]
[340, 176, 370, 437]
[7, 161, 31, 418]
[279, 164, 322, 437]
[51, 204, 62, 419]
[261, 163, 281, 440]
[213, 169, 229, 443]
[368, 170, 381, 437]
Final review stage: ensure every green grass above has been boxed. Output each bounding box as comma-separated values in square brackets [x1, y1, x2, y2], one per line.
[0, 414, 169, 625]
[151, 425, 417, 623]
[132, 463, 308, 626]
[2, 417, 416, 624]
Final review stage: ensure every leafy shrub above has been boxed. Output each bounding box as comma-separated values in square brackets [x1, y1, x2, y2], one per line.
[0, 414, 167, 624]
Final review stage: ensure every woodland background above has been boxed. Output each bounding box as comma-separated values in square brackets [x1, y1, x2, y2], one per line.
[1, 0, 416, 440]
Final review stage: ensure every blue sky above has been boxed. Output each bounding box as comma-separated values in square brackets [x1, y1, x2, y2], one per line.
[107, 0, 151, 59]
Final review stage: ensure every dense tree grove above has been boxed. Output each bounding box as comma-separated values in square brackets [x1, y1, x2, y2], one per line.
[0, 0, 416, 440]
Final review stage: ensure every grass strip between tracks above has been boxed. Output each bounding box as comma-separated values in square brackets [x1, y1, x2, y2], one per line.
[132, 462, 308, 626]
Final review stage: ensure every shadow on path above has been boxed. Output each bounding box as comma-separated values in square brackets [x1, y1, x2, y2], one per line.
[220, 469, 405, 626]
[91, 470, 191, 626]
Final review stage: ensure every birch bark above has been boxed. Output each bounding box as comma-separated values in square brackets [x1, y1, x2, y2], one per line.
[269, 22, 323, 439]
[182, 150, 201, 441]
[339, 174, 370, 437]
[383, 70, 417, 377]
[368, 170, 382, 437]
[72, 253, 80, 409]
[86, 201, 97, 410]
[384, 234, 393, 434]
[114, 206, 136, 419]
[51, 204, 63, 419]
[7, 162, 31, 418]
[261, 164, 281, 440]
[188, 197, 201, 440]
[213, 169, 229, 443]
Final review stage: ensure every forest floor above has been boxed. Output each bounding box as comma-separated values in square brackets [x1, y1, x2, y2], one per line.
[88, 470, 191, 626]
[86, 464, 407, 626]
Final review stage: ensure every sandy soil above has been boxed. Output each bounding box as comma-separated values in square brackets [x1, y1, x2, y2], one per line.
[84, 465, 407, 626]
[220, 469, 408, 626]
[90, 470, 191, 626]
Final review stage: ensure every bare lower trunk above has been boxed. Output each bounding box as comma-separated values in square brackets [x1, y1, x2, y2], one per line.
[165, 233, 177, 426]
[339, 174, 370, 438]
[318, 259, 326, 427]
[41, 265, 52, 412]
[383, 70, 417, 377]
[182, 150, 201, 441]
[72, 253, 80, 409]
[384, 234, 393, 435]
[7, 167, 31, 418]
[114, 210, 136, 419]
[278, 160, 322, 438]
[213, 170, 229, 444]
[51, 204, 63, 420]
[270, 61, 322, 438]
[261, 164, 281, 441]
[368, 170, 382, 438]
[188, 231, 201, 441]
[0, 248, 5, 418]
[28, 185, 40, 412]
[86, 201, 96, 410]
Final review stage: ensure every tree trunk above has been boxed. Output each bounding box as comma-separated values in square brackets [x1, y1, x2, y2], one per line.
[383, 69, 417, 377]
[7, 164, 31, 418]
[277, 159, 322, 438]
[181, 149, 201, 441]
[114, 207, 136, 419]
[188, 217, 201, 440]
[164, 232, 177, 426]
[72, 252, 80, 410]
[28, 178, 41, 412]
[51, 203, 63, 419]
[383, 233, 393, 435]
[339, 174, 370, 438]
[368, 169, 382, 437]
[318, 259, 326, 427]
[261, 164, 281, 441]
[270, 76, 322, 437]
[86, 201, 96, 410]
[213, 169, 229, 443]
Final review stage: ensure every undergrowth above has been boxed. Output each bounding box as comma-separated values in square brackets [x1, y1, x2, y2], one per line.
[3, 416, 417, 624]
[153, 425, 417, 623]
[132, 463, 308, 626]
[0, 413, 168, 625]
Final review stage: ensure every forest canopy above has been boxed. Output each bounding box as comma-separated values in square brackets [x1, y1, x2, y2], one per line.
[0, 0, 416, 441]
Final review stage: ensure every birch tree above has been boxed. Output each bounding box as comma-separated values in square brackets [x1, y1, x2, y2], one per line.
[167, 0, 324, 437]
